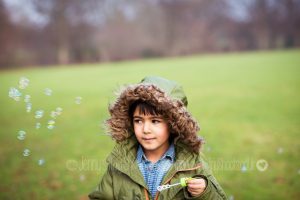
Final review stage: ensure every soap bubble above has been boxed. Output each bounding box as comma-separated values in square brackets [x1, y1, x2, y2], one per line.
[79, 174, 86, 182]
[23, 148, 30, 157]
[8, 87, 22, 101]
[35, 122, 41, 129]
[206, 146, 212, 152]
[50, 107, 63, 119]
[24, 94, 31, 103]
[44, 88, 52, 96]
[17, 130, 26, 140]
[75, 96, 82, 104]
[228, 195, 234, 200]
[47, 120, 55, 129]
[26, 103, 32, 113]
[277, 147, 284, 154]
[50, 111, 57, 119]
[19, 77, 30, 89]
[38, 158, 45, 166]
[56, 107, 63, 115]
[35, 110, 44, 119]
[241, 164, 247, 173]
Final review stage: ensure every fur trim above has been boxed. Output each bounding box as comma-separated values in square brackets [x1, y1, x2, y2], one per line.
[106, 83, 203, 153]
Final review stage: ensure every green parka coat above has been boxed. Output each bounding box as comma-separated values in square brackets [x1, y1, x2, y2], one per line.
[89, 76, 227, 200]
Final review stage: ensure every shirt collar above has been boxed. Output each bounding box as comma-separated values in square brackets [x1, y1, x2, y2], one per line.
[136, 143, 175, 163]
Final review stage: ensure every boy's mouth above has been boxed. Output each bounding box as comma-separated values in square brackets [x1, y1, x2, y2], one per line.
[142, 137, 156, 141]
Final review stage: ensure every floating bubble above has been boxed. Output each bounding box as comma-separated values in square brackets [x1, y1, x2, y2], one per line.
[38, 158, 45, 166]
[228, 195, 234, 200]
[48, 120, 55, 125]
[17, 130, 26, 140]
[50, 107, 63, 119]
[50, 111, 57, 119]
[8, 87, 22, 101]
[19, 77, 30, 89]
[47, 120, 55, 129]
[79, 174, 86, 182]
[56, 107, 63, 115]
[206, 146, 212, 152]
[44, 88, 52, 96]
[26, 103, 32, 113]
[241, 164, 247, 173]
[277, 147, 284, 154]
[23, 148, 30, 157]
[24, 94, 31, 103]
[75, 96, 82, 104]
[35, 122, 41, 129]
[35, 110, 44, 119]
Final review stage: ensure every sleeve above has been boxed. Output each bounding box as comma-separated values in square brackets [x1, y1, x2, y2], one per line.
[88, 165, 114, 200]
[183, 156, 227, 200]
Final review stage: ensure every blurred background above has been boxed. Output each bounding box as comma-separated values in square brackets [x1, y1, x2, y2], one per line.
[1, 0, 300, 68]
[0, 0, 300, 200]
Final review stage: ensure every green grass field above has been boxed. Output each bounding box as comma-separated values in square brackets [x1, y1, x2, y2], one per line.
[0, 49, 299, 199]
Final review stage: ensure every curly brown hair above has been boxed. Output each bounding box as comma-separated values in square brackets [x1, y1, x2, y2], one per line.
[105, 84, 203, 154]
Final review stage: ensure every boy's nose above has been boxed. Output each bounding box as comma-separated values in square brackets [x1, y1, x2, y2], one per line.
[143, 122, 151, 134]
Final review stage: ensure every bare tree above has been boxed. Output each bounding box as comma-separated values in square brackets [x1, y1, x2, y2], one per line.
[0, 0, 16, 68]
[1, 0, 299, 68]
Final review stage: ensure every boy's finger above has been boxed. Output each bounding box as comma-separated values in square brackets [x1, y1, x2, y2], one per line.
[187, 184, 205, 190]
[188, 187, 201, 192]
[187, 178, 206, 185]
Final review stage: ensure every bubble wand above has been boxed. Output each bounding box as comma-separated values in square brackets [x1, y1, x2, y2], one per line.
[157, 177, 193, 192]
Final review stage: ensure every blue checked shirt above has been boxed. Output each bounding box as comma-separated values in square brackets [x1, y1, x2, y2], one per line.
[136, 143, 175, 199]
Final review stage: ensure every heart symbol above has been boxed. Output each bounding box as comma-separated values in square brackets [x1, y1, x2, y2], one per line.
[256, 159, 268, 172]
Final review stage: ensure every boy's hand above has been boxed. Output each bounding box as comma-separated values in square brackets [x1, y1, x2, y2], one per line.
[187, 178, 207, 197]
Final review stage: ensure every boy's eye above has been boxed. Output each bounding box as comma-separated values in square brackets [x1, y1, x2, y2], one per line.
[152, 120, 160, 124]
[134, 119, 142, 124]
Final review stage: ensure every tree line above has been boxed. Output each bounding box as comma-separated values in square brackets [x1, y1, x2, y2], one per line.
[1, 0, 299, 68]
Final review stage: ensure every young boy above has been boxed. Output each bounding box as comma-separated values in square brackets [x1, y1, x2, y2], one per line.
[89, 76, 227, 200]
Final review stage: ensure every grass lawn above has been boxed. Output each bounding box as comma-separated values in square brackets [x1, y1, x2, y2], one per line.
[0, 49, 299, 199]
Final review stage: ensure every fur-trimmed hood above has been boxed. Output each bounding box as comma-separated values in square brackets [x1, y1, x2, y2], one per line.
[106, 76, 203, 153]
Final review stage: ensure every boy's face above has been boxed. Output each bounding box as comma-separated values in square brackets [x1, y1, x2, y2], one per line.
[133, 106, 170, 156]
